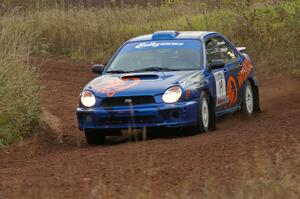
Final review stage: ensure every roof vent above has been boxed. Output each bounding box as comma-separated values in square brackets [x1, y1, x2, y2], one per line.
[152, 31, 179, 40]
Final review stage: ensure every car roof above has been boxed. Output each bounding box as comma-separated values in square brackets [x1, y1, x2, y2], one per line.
[127, 31, 217, 43]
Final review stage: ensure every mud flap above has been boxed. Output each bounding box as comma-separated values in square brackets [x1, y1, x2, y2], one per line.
[253, 85, 262, 113]
[251, 76, 261, 113]
[208, 93, 216, 130]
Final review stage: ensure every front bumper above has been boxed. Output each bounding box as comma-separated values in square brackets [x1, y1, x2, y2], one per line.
[76, 100, 198, 131]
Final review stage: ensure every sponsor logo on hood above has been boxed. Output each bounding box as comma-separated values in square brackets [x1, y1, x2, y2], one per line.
[91, 76, 140, 97]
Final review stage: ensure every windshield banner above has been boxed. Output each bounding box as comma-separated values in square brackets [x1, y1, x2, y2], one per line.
[121, 40, 202, 52]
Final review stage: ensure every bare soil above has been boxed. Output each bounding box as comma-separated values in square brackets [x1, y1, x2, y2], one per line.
[0, 58, 300, 198]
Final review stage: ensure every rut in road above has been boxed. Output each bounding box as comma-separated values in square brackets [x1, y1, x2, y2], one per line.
[0, 58, 299, 198]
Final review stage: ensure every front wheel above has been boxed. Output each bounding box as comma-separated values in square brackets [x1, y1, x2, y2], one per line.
[84, 130, 106, 145]
[198, 92, 210, 133]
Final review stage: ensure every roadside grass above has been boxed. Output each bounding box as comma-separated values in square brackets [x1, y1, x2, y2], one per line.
[2, 0, 297, 74]
[0, 13, 40, 146]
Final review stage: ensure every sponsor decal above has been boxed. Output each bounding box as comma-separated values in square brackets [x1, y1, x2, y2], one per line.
[226, 58, 253, 108]
[226, 76, 238, 108]
[92, 76, 140, 97]
[135, 42, 184, 49]
[213, 71, 227, 107]
[238, 58, 253, 87]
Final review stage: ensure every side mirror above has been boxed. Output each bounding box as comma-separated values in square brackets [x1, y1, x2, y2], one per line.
[92, 64, 105, 75]
[237, 47, 247, 53]
[209, 59, 225, 70]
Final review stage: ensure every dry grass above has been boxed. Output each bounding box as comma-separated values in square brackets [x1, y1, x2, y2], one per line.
[0, 13, 40, 146]
[3, 0, 298, 64]
[2, 0, 296, 75]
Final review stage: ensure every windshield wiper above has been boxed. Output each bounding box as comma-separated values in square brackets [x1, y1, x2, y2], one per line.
[106, 67, 180, 74]
[105, 70, 129, 74]
[132, 67, 180, 72]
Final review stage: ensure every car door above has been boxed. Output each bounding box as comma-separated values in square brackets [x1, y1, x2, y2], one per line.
[213, 37, 243, 109]
[206, 36, 243, 112]
[205, 37, 229, 112]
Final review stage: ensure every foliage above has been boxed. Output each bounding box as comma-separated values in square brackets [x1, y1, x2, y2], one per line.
[0, 13, 40, 146]
[3, 0, 297, 71]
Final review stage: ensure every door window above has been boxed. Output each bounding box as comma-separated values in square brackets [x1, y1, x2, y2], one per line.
[206, 38, 221, 66]
[206, 37, 237, 65]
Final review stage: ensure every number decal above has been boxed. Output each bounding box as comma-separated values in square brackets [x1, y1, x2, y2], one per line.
[213, 71, 227, 107]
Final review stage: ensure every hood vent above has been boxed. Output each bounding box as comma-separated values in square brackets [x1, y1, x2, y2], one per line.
[121, 74, 159, 80]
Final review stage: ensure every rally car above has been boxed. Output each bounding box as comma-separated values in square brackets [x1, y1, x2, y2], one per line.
[77, 31, 260, 145]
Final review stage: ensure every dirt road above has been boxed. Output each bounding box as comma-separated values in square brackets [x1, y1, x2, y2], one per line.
[1, 59, 300, 198]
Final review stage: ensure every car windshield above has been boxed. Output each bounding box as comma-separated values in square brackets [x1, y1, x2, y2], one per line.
[106, 40, 203, 73]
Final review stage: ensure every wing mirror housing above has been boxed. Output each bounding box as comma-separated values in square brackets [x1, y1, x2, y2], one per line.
[92, 64, 105, 75]
[209, 59, 225, 70]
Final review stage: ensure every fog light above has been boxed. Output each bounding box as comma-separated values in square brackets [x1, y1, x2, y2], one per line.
[84, 115, 92, 123]
[172, 111, 180, 119]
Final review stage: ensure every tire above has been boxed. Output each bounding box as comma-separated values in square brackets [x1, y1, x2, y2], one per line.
[241, 81, 255, 118]
[198, 92, 211, 133]
[84, 130, 106, 145]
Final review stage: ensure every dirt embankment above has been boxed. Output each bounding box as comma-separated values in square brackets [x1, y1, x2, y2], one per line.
[0, 58, 300, 198]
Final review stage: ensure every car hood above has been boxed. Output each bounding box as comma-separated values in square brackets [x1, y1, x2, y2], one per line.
[85, 71, 202, 98]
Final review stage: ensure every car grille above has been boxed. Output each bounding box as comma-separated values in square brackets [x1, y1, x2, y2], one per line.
[100, 116, 155, 125]
[101, 96, 155, 107]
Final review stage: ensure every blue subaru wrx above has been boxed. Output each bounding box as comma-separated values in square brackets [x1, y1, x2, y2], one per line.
[77, 31, 260, 145]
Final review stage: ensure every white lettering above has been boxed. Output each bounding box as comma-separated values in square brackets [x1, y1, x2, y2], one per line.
[135, 42, 184, 49]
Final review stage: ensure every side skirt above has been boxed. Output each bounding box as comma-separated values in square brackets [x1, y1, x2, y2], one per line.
[216, 105, 241, 117]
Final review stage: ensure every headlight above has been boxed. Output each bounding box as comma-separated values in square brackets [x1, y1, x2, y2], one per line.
[162, 86, 182, 103]
[80, 91, 96, 108]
